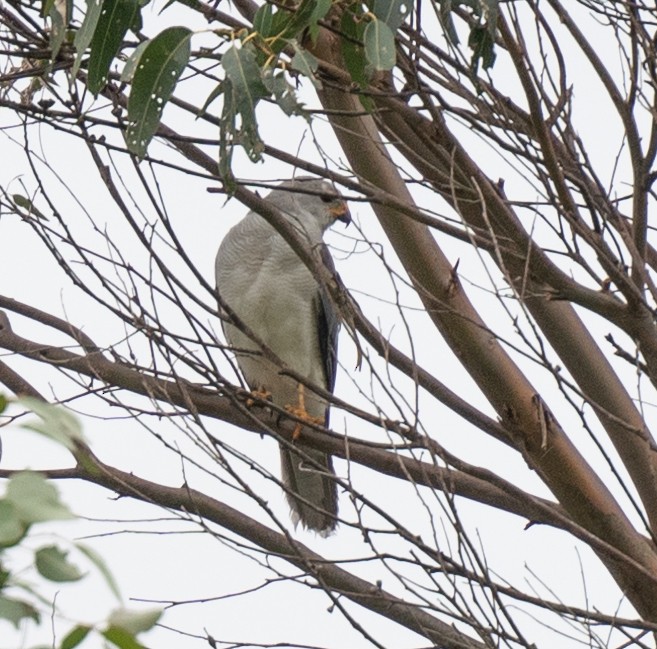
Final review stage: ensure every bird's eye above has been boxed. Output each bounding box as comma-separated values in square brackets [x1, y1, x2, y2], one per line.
[320, 194, 334, 203]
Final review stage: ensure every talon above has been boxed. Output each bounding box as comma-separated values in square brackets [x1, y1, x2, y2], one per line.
[285, 384, 323, 439]
[245, 387, 272, 408]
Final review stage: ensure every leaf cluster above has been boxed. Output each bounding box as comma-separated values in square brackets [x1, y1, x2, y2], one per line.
[0, 398, 162, 649]
[61, 0, 499, 172]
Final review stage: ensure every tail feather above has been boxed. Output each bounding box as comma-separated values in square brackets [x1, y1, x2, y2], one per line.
[280, 444, 338, 536]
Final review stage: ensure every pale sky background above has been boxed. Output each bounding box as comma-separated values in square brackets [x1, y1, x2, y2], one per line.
[0, 2, 650, 648]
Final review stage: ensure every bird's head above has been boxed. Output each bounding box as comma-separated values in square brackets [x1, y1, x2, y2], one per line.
[269, 177, 351, 240]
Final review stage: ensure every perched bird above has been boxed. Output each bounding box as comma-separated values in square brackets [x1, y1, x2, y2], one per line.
[215, 177, 350, 535]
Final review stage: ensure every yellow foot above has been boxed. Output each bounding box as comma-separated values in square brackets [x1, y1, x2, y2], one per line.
[245, 387, 272, 408]
[285, 383, 323, 439]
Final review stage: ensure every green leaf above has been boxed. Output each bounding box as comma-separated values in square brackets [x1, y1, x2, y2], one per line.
[0, 595, 40, 628]
[222, 44, 269, 160]
[108, 607, 162, 634]
[11, 195, 49, 220]
[276, 0, 318, 40]
[222, 43, 269, 117]
[290, 43, 321, 89]
[200, 82, 224, 115]
[75, 542, 122, 602]
[120, 40, 149, 82]
[60, 625, 92, 649]
[468, 23, 496, 73]
[6, 472, 76, 524]
[341, 5, 368, 85]
[88, 0, 140, 95]
[0, 393, 7, 413]
[218, 79, 236, 183]
[72, 0, 104, 79]
[35, 545, 84, 582]
[363, 18, 396, 71]
[0, 564, 9, 588]
[102, 627, 146, 649]
[481, 0, 500, 28]
[253, 2, 274, 37]
[373, 0, 411, 32]
[438, 0, 459, 44]
[0, 501, 28, 548]
[340, 4, 374, 110]
[309, 0, 331, 24]
[19, 397, 85, 451]
[307, 0, 331, 42]
[48, 0, 67, 63]
[125, 26, 192, 158]
[263, 70, 304, 116]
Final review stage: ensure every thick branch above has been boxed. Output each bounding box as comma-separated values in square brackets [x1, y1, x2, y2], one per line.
[308, 19, 657, 619]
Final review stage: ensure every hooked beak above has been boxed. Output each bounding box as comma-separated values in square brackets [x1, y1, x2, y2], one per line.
[330, 201, 351, 226]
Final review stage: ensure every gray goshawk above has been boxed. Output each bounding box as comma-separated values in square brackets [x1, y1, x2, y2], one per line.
[215, 177, 350, 535]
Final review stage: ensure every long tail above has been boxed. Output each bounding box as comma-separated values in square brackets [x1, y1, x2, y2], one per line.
[280, 444, 338, 536]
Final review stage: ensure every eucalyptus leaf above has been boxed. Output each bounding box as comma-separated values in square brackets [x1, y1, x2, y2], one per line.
[468, 24, 496, 73]
[11, 195, 48, 220]
[120, 40, 149, 83]
[35, 545, 85, 582]
[75, 542, 122, 602]
[263, 71, 305, 116]
[88, 0, 139, 95]
[222, 44, 268, 161]
[373, 0, 411, 32]
[102, 626, 146, 649]
[307, 0, 331, 42]
[125, 26, 192, 158]
[48, 0, 67, 63]
[0, 595, 40, 628]
[363, 18, 396, 71]
[438, 0, 459, 44]
[108, 607, 162, 634]
[60, 625, 92, 649]
[0, 501, 27, 548]
[276, 0, 318, 40]
[253, 2, 274, 37]
[290, 44, 321, 89]
[6, 472, 75, 524]
[72, 0, 104, 79]
[19, 397, 85, 451]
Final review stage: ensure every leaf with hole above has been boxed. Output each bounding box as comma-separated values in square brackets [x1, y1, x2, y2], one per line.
[125, 26, 191, 158]
[120, 40, 149, 82]
[222, 43, 269, 161]
[373, 0, 410, 32]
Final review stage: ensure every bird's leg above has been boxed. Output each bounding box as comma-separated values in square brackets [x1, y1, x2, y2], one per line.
[286, 383, 323, 440]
